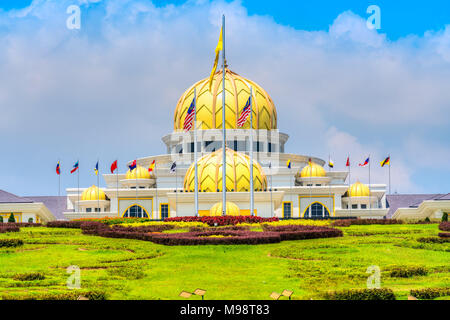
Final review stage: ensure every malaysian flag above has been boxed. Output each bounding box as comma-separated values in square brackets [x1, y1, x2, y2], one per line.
[237, 96, 252, 127]
[183, 98, 196, 132]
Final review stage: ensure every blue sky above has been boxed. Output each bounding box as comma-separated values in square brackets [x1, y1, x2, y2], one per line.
[3, 0, 450, 39]
[0, 0, 449, 196]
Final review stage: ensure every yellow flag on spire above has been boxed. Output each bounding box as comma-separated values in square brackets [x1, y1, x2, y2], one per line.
[208, 27, 223, 91]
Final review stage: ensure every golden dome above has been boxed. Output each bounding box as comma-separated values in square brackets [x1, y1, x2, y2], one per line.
[126, 165, 152, 180]
[174, 69, 277, 131]
[209, 201, 241, 216]
[184, 148, 267, 192]
[81, 185, 106, 201]
[348, 181, 370, 197]
[299, 162, 326, 178]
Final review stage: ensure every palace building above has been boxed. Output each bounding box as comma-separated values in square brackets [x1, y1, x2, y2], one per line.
[63, 69, 391, 220]
[1, 70, 448, 222]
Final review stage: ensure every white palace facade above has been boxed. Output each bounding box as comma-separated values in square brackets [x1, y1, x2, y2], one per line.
[63, 69, 391, 220]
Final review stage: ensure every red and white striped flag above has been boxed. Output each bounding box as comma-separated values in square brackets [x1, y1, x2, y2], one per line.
[237, 96, 252, 127]
[183, 98, 196, 132]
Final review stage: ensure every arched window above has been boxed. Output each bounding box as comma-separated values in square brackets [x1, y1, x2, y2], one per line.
[122, 205, 149, 218]
[304, 202, 330, 218]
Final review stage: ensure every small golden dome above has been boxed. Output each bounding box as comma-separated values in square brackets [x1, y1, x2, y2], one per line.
[126, 165, 152, 180]
[209, 201, 241, 217]
[348, 181, 370, 197]
[81, 185, 106, 201]
[174, 69, 277, 130]
[184, 148, 267, 192]
[299, 162, 326, 178]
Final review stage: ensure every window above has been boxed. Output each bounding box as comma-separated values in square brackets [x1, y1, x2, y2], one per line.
[304, 202, 330, 218]
[86, 208, 92, 213]
[283, 202, 292, 218]
[123, 205, 149, 218]
[95, 208, 101, 212]
[160, 204, 169, 219]
[352, 204, 358, 209]
[361, 204, 367, 209]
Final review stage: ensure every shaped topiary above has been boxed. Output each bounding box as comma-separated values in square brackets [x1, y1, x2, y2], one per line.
[8, 213, 15, 223]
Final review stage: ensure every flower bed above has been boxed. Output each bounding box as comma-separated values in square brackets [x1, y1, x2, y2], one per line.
[0, 225, 20, 233]
[80, 222, 343, 246]
[149, 230, 281, 246]
[46, 221, 84, 228]
[439, 222, 450, 231]
[438, 232, 450, 238]
[165, 216, 278, 226]
[262, 225, 343, 240]
[331, 219, 404, 227]
[188, 225, 250, 232]
[74, 217, 152, 225]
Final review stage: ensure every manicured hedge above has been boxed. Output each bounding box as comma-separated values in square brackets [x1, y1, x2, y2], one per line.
[13, 272, 46, 281]
[80, 222, 343, 246]
[417, 237, 450, 243]
[46, 221, 84, 228]
[165, 216, 279, 226]
[438, 232, 450, 238]
[0, 239, 23, 247]
[331, 219, 403, 227]
[389, 266, 428, 278]
[262, 225, 343, 240]
[410, 287, 450, 300]
[0, 225, 20, 233]
[324, 288, 396, 300]
[9, 222, 42, 227]
[1, 290, 107, 300]
[149, 230, 282, 246]
[74, 217, 152, 225]
[188, 225, 250, 232]
[439, 222, 450, 231]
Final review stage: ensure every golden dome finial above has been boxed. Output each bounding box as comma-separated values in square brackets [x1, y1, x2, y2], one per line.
[184, 148, 267, 192]
[174, 69, 277, 130]
[348, 181, 370, 197]
[81, 185, 106, 201]
[299, 162, 326, 178]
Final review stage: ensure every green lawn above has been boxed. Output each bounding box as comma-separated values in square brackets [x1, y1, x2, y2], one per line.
[0, 224, 449, 300]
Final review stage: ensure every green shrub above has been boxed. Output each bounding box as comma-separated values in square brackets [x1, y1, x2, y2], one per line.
[424, 217, 431, 222]
[442, 212, 448, 222]
[0, 239, 23, 247]
[13, 272, 46, 281]
[107, 266, 145, 280]
[28, 218, 34, 223]
[8, 213, 15, 223]
[417, 237, 450, 243]
[0, 216, 3, 223]
[324, 288, 396, 300]
[410, 287, 450, 300]
[1, 290, 107, 300]
[389, 266, 428, 278]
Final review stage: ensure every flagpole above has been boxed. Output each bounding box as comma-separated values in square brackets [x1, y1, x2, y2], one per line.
[328, 155, 331, 218]
[58, 159, 61, 197]
[369, 155, 372, 214]
[116, 160, 119, 216]
[97, 159, 100, 214]
[194, 87, 199, 217]
[155, 161, 158, 220]
[309, 160, 312, 218]
[175, 163, 178, 218]
[135, 158, 138, 216]
[270, 163, 273, 218]
[249, 86, 254, 216]
[221, 15, 227, 216]
[77, 160, 80, 213]
[348, 155, 352, 214]
[389, 155, 391, 195]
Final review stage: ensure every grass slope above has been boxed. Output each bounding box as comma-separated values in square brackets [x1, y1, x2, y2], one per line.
[0, 224, 448, 300]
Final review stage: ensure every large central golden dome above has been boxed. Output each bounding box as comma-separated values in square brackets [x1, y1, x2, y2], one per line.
[174, 69, 277, 130]
[184, 148, 267, 192]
